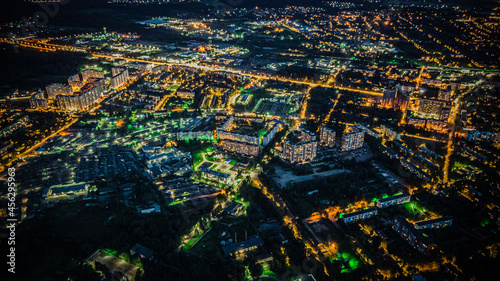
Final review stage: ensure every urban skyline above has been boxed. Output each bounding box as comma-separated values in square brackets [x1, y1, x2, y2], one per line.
[0, 0, 499, 281]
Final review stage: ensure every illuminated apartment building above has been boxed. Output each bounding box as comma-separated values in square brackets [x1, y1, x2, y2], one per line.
[341, 208, 378, 224]
[111, 67, 130, 89]
[299, 125, 316, 142]
[262, 123, 281, 146]
[282, 138, 317, 164]
[381, 87, 409, 110]
[416, 98, 445, 119]
[81, 68, 104, 83]
[340, 126, 364, 152]
[221, 139, 260, 157]
[376, 193, 411, 208]
[415, 217, 453, 230]
[56, 83, 104, 112]
[393, 215, 434, 254]
[380, 124, 401, 140]
[319, 126, 336, 147]
[29, 95, 49, 109]
[218, 131, 260, 146]
[68, 74, 83, 90]
[438, 87, 452, 101]
[46, 83, 73, 99]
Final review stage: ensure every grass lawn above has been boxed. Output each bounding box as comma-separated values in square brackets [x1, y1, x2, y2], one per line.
[193, 149, 205, 169]
[182, 234, 203, 251]
[168, 83, 181, 91]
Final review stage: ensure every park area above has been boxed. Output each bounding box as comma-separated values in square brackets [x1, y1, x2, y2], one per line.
[253, 98, 296, 115]
[86, 249, 140, 281]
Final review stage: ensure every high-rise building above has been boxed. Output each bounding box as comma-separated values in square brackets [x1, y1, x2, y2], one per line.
[438, 87, 452, 101]
[450, 82, 461, 91]
[282, 138, 317, 164]
[56, 83, 104, 112]
[340, 126, 364, 152]
[381, 89, 397, 108]
[426, 119, 445, 131]
[415, 217, 453, 230]
[262, 123, 281, 146]
[356, 124, 381, 138]
[407, 117, 427, 128]
[0, 115, 30, 137]
[217, 115, 233, 131]
[299, 125, 316, 142]
[319, 126, 336, 147]
[68, 74, 83, 89]
[218, 131, 260, 146]
[416, 99, 445, 119]
[341, 208, 378, 224]
[111, 68, 130, 89]
[220, 140, 260, 157]
[29, 95, 48, 109]
[81, 68, 104, 83]
[46, 83, 73, 99]
[376, 193, 411, 208]
[87, 78, 106, 97]
[57, 94, 83, 112]
[177, 90, 195, 99]
[382, 87, 410, 110]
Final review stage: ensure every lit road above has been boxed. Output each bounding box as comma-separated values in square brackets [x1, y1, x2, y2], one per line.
[0, 37, 384, 96]
[3, 117, 78, 170]
[401, 133, 447, 143]
[442, 83, 481, 183]
[90, 53, 383, 96]
[251, 177, 331, 277]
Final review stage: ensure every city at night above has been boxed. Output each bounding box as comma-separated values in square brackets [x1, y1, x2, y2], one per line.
[0, 0, 499, 280]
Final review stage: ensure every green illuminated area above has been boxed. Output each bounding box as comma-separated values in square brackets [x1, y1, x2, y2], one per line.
[193, 147, 212, 169]
[244, 266, 278, 281]
[452, 162, 474, 171]
[371, 192, 401, 203]
[101, 248, 143, 269]
[236, 91, 253, 105]
[169, 199, 185, 206]
[257, 129, 267, 138]
[181, 232, 205, 251]
[234, 198, 250, 207]
[253, 98, 297, 115]
[403, 201, 425, 216]
[332, 251, 361, 274]
[401, 201, 433, 222]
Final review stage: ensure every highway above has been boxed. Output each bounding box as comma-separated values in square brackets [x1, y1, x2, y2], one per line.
[2, 117, 78, 171]
[251, 177, 331, 277]
[442, 83, 481, 183]
[0, 37, 383, 96]
[91, 53, 383, 96]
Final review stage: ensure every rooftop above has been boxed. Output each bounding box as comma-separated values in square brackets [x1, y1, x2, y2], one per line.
[222, 237, 264, 255]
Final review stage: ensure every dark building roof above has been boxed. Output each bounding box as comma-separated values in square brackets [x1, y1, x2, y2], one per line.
[200, 168, 230, 178]
[342, 207, 377, 219]
[131, 244, 155, 259]
[51, 183, 87, 195]
[394, 215, 433, 247]
[222, 237, 264, 256]
[225, 201, 244, 216]
[199, 162, 213, 170]
[415, 216, 453, 227]
[378, 193, 411, 203]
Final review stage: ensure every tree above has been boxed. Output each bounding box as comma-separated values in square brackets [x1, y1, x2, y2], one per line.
[248, 262, 264, 278]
